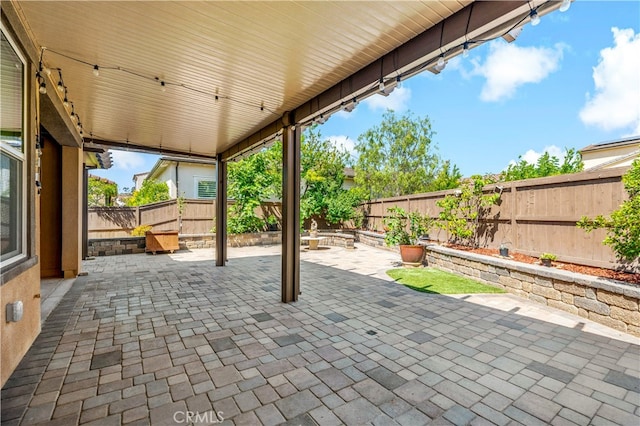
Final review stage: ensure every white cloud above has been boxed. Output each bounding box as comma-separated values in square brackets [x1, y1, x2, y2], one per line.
[362, 86, 411, 112]
[472, 40, 565, 102]
[507, 145, 565, 168]
[328, 135, 356, 155]
[579, 27, 640, 135]
[111, 150, 145, 170]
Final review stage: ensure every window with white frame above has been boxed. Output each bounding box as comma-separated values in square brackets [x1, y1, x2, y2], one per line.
[194, 176, 216, 199]
[1, 28, 27, 269]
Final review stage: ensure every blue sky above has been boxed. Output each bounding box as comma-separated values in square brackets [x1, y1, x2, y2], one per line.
[93, 0, 640, 192]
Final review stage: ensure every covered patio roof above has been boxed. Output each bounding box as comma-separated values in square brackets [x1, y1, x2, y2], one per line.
[9, 0, 564, 159]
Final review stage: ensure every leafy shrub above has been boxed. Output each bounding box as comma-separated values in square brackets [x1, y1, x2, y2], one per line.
[383, 207, 431, 246]
[577, 159, 640, 264]
[131, 224, 152, 236]
[435, 175, 500, 248]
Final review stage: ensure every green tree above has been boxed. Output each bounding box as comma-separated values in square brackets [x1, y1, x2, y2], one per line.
[87, 176, 118, 207]
[428, 160, 463, 192]
[300, 127, 363, 225]
[126, 179, 170, 206]
[577, 159, 640, 264]
[436, 174, 501, 248]
[227, 144, 281, 234]
[502, 148, 583, 181]
[225, 126, 364, 233]
[354, 109, 454, 199]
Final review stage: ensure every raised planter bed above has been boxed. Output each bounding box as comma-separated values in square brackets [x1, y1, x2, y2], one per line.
[425, 244, 640, 337]
[145, 230, 179, 254]
[301, 232, 355, 249]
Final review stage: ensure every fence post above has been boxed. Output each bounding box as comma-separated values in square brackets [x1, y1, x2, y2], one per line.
[511, 183, 518, 251]
[137, 206, 141, 227]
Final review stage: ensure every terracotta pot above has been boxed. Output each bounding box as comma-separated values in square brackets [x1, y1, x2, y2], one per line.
[399, 245, 425, 264]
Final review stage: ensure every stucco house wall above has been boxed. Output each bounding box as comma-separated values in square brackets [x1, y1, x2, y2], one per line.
[145, 158, 217, 199]
[580, 137, 639, 170]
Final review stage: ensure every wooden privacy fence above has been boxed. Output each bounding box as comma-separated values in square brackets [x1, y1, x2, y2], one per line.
[361, 167, 630, 269]
[88, 200, 282, 238]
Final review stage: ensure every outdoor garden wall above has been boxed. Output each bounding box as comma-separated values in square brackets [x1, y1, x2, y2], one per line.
[87, 230, 356, 256]
[425, 245, 640, 337]
[356, 230, 390, 250]
[301, 232, 355, 249]
[87, 232, 278, 255]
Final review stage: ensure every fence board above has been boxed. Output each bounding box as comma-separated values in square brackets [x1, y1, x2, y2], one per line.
[361, 167, 631, 269]
[88, 199, 282, 238]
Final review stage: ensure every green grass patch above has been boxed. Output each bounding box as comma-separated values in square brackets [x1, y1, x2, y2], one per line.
[387, 268, 506, 295]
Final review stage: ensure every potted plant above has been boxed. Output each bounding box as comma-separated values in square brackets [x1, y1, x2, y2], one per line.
[499, 241, 510, 257]
[266, 215, 278, 231]
[540, 252, 557, 267]
[384, 207, 431, 265]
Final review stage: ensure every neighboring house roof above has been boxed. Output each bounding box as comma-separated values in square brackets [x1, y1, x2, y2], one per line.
[344, 167, 355, 179]
[146, 156, 217, 181]
[579, 135, 640, 153]
[88, 174, 117, 185]
[83, 145, 113, 169]
[580, 135, 640, 171]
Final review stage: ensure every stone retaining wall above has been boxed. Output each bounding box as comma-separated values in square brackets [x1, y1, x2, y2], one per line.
[87, 230, 356, 255]
[87, 237, 146, 257]
[302, 232, 355, 249]
[356, 230, 392, 251]
[426, 245, 640, 337]
[227, 232, 281, 247]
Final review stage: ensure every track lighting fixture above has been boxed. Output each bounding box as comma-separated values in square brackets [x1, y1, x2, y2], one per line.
[434, 55, 447, 72]
[529, 9, 540, 26]
[56, 69, 64, 92]
[343, 99, 357, 112]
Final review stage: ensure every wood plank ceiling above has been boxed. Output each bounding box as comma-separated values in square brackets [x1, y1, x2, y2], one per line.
[14, 1, 476, 158]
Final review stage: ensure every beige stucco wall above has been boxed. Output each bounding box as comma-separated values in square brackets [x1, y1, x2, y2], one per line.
[1, 265, 41, 386]
[1, 10, 43, 387]
[156, 162, 216, 199]
[582, 145, 639, 170]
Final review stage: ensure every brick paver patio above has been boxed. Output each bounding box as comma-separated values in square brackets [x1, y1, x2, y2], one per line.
[2, 244, 639, 425]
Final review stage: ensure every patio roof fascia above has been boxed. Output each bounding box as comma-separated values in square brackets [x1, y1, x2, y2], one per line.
[221, 0, 565, 163]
